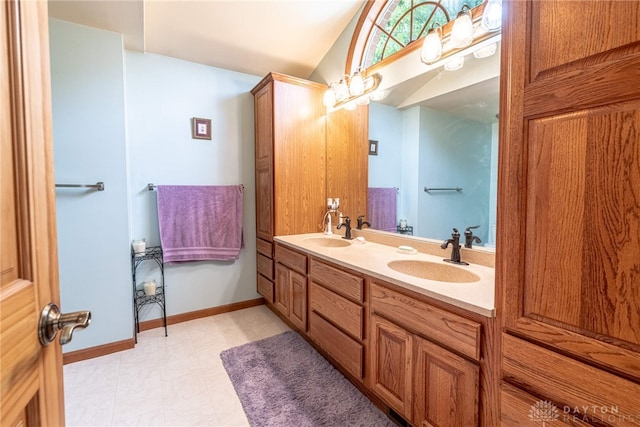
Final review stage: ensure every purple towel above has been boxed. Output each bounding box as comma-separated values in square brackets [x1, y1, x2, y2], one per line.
[157, 185, 243, 262]
[368, 187, 397, 232]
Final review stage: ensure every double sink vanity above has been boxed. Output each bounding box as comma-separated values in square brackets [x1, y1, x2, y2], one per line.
[258, 229, 498, 426]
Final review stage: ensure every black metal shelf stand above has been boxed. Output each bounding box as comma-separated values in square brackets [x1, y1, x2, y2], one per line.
[131, 246, 167, 343]
[397, 225, 414, 235]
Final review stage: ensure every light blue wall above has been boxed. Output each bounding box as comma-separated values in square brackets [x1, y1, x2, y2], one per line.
[50, 19, 262, 352]
[367, 103, 493, 242]
[49, 19, 132, 352]
[368, 102, 403, 188]
[419, 108, 492, 243]
[125, 52, 261, 321]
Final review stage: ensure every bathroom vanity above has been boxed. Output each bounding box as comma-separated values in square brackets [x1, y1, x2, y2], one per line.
[266, 232, 498, 427]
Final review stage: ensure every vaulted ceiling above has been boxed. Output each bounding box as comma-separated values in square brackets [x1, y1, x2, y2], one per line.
[47, 0, 365, 79]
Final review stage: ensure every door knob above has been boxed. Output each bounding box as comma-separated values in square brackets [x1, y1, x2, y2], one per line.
[38, 303, 91, 346]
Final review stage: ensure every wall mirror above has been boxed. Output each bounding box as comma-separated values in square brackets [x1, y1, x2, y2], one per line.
[365, 39, 501, 249]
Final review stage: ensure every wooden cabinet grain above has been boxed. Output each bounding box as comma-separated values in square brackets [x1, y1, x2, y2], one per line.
[370, 281, 481, 426]
[308, 258, 366, 380]
[251, 72, 369, 304]
[251, 73, 325, 305]
[414, 335, 479, 427]
[369, 314, 413, 420]
[274, 244, 307, 331]
[499, 1, 640, 423]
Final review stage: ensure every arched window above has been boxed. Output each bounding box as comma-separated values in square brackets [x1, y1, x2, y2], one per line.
[347, 0, 484, 73]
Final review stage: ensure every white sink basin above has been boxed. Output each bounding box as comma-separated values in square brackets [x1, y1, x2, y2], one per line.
[387, 260, 480, 283]
[303, 237, 352, 248]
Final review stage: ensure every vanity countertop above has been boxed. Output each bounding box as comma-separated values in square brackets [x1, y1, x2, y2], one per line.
[274, 233, 495, 317]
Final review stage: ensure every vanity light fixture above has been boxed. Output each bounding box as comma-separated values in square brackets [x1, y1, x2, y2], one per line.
[324, 71, 382, 111]
[420, 1, 502, 71]
[450, 5, 474, 48]
[420, 24, 443, 64]
[481, 0, 502, 31]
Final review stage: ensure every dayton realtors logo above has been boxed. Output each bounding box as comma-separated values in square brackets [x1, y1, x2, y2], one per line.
[529, 400, 639, 424]
[528, 400, 560, 425]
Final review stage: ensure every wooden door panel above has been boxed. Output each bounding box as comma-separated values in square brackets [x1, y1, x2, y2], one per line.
[326, 107, 369, 219]
[254, 84, 274, 241]
[369, 314, 413, 421]
[1, 0, 64, 425]
[501, 0, 640, 386]
[414, 337, 479, 427]
[289, 269, 306, 331]
[272, 79, 326, 236]
[274, 263, 290, 317]
[524, 105, 640, 348]
[530, 1, 640, 81]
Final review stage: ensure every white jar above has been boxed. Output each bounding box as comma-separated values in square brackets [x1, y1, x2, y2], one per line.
[132, 239, 146, 254]
[143, 280, 157, 296]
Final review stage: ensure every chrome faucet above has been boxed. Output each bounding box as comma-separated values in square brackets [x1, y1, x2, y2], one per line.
[337, 215, 353, 240]
[356, 215, 370, 230]
[441, 228, 469, 265]
[323, 198, 340, 234]
[464, 225, 482, 248]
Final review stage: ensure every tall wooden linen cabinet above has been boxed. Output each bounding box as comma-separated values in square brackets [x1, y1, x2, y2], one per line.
[251, 72, 368, 313]
[499, 1, 640, 424]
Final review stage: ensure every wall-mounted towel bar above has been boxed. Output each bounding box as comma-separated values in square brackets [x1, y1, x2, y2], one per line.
[56, 182, 105, 191]
[424, 186, 462, 193]
[147, 183, 244, 191]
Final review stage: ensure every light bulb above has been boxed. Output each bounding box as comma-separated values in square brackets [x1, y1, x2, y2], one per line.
[323, 85, 336, 107]
[473, 43, 497, 59]
[349, 71, 365, 96]
[481, 0, 502, 31]
[344, 102, 357, 111]
[356, 96, 370, 106]
[444, 56, 464, 71]
[450, 7, 473, 48]
[335, 79, 349, 102]
[369, 90, 385, 101]
[420, 27, 442, 64]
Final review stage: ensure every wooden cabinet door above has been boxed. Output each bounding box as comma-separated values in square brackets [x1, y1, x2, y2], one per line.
[414, 336, 479, 427]
[369, 314, 413, 422]
[289, 269, 307, 331]
[499, 0, 640, 420]
[274, 263, 290, 317]
[253, 83, 274, 242]
[326, 106, 369, 218]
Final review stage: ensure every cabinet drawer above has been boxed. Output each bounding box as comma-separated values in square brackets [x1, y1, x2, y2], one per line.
[310, 282, 363, 340]
[257, 275, 274, 303]
[309, 311, 363, 380]
[501, 383, 589, 426]
[257, 253, 273, 279]
[371, 281, 481, 361]
[503, 334, 640, 425]
[256, 238, 273, 257]
[275, 244, 307, 274]
[309, 258, 363, 303]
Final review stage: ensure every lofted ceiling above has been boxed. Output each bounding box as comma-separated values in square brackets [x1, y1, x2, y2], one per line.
[47, 0, 365, 79]
[47, 0, 500, 122]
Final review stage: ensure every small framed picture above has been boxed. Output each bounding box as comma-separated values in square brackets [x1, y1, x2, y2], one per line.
[191, 117, 211, 140]
[369, 139, 378, 156]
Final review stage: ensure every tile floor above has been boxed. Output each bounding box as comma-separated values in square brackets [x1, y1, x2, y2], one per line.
[63, 305, 291, 427]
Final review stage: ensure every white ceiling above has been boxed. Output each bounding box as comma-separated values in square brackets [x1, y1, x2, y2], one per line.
[47, 0, 365, 79]
[47, 0, 500, 122]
